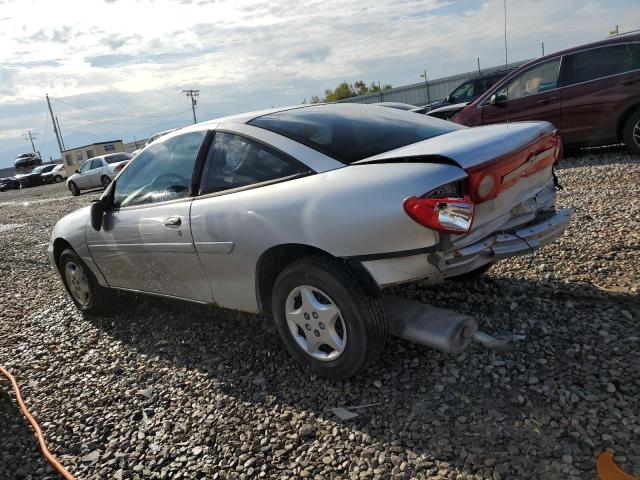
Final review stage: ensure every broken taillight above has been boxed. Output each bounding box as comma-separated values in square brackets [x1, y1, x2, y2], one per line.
[403, 196, 475, 234]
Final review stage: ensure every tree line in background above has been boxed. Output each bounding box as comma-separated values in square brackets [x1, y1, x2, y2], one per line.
[310, 80, 393, 103]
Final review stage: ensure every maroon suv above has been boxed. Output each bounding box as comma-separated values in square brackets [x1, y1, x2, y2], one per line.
[452, 33, 640, 154]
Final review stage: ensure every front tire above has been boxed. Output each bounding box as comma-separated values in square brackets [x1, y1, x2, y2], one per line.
[54, 175, 63, 183]
[623, 109, 640, 155]
[68, 181, 80, 196]
[101, 175, 112, 188]
[272, 255, 386, 379]
[58, 249, 121, 316]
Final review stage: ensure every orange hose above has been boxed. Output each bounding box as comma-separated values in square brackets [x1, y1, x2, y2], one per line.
[0, 366, 75, 480]
[597, 451, 640, 480]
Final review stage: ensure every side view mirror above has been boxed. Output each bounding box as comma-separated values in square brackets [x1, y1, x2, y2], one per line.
[90, 199, 106, 231]
[489, 89, 508, 106]
[75, 170, 79, 174]
[445, 95, 451, 103]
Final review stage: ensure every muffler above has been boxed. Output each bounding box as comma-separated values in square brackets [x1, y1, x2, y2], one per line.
[382, 295, 510, 354]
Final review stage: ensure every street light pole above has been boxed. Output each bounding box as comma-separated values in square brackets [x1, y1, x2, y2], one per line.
[420, 70, 430, 104]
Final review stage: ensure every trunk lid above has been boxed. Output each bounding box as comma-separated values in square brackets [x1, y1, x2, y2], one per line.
[359, 121, 562, 244]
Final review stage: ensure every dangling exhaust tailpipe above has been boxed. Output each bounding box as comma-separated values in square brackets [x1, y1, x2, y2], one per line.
[382, 295, 511, 354]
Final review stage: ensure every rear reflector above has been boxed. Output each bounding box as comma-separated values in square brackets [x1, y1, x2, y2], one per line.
[403, 196, 475, 234]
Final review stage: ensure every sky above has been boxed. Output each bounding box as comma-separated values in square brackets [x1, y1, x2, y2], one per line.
[0, 0, 638, 168]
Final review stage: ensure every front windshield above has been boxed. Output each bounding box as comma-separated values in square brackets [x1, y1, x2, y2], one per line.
[32, 166, 46, 173]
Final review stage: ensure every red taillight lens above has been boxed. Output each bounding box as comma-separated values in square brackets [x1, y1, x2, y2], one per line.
[114, 163, 125, 172]
[403, 196, 475, 234]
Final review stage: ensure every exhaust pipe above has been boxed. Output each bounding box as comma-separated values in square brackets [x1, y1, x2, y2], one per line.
[382, 295, 510, 354]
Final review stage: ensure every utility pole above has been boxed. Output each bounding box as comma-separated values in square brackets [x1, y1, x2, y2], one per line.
[477, 58, 481, 74]
[503, 0, 508, 68]
[542, 42, 545, 56]
[55, 116, 66, 150]
[420, 70, 430, 104]
[46, 94, 64, 158]
[182, 89, 200, 124]
[22, 131, 38, 153]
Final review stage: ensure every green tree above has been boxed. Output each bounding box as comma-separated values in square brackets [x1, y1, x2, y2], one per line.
[317, 80, 392, 102]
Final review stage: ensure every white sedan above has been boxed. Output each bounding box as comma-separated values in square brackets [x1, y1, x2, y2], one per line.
[49, 104, 571, 378]
[66, 153, 132, 196]
[41, 164, 67, 183]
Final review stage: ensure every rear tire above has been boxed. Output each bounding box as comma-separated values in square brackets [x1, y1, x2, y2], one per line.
[101, 175, 111, 188]
[622, 109, 640, 155]
[58, 249, 122, 316]
[272, 255, 386, 379]
[68, 181, 80, 196]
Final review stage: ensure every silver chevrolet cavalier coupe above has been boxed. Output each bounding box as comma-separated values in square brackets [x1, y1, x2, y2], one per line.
[49, 104, 571, 378]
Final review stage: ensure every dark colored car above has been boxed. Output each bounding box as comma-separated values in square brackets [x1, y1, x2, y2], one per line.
[418, 69, 514, 119]
[0, 177, 20, 191]
[14, 153, 42, 169]
[17, 164, 57, 188]
[452, 33, 640, 153]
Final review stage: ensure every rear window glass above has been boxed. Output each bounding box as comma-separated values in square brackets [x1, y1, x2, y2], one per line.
[105, 153, 131, 163]
[564, 42, 640, 86]
[248, 104, 462, 164]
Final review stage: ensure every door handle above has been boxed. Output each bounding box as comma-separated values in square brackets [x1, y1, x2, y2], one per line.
[536, 96, 557, 105]
[163, 216, 182, 227]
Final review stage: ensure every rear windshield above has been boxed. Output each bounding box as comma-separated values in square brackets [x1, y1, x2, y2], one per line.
[105, 153, 131, 163]
[248, 104, 462, 164]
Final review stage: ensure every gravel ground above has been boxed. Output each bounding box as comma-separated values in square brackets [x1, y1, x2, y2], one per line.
[0, 149, 638, 480]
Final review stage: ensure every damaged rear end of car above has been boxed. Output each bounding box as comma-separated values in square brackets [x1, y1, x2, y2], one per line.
[356, 120, 571, 286]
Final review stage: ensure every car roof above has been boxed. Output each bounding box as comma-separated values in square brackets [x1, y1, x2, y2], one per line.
[514, 31, 640, 72]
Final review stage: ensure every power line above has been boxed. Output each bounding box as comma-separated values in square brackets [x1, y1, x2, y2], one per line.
[58, 111, 190, 127]
[50, 97, 192, 119]
[182, 89, 200, 124]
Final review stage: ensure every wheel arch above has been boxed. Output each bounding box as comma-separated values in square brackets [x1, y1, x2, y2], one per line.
[255, 243, 381, 315]
[617, 103, 640, 141]
[52, 237, 74, 269]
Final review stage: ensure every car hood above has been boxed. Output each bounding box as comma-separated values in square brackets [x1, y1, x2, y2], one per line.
[357, 121, 556, 170]
[428, 102, 469, 114]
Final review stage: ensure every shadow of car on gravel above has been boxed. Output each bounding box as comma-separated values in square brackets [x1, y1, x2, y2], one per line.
[81, 275, 639, 479]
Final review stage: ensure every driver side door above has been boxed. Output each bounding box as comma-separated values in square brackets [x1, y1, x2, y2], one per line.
[74, 160, 94, 189]
[86, 131, 213, 302]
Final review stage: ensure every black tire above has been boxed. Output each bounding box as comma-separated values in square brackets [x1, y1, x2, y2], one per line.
[101, 175, 112, 188]
[447, 262, 493, 282]
[622, 109, 640, 155]
[58, 249, 121, 316]
[68, 181, 80, 196]
[272, 255, 386, 379]
[54, 175, 63, 183]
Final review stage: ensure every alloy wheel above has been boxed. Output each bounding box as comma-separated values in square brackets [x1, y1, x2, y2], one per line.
[64, 261, 91, 307]
[285, 285, 347, 361]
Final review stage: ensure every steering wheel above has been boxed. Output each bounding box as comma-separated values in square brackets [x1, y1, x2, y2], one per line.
[151, 172, 189, 189]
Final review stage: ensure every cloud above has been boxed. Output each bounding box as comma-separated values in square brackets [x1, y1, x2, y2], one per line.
[0, 0, 639, 167]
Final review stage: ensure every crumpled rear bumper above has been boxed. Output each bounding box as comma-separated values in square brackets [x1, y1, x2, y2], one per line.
[441, 208, 572, 277]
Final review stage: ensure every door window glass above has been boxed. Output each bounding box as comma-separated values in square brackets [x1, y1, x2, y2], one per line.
[449, 81, 474, 103]
[113, 131, 205, 207]
[199, 132, 307, 195]
[564, 43, 640, 86]
[78, 160, 92, 173]
[90, 159, 103, 170]
[505, 58, 561, 100]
